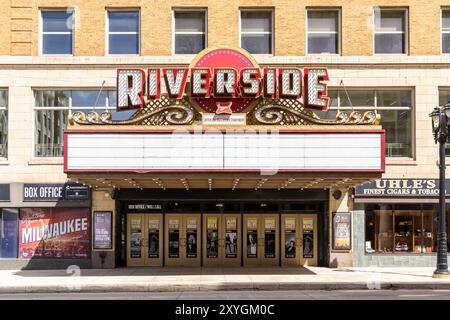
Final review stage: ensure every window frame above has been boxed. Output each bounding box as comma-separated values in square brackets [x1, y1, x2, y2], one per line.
[373, 7, 409, 55]
[306, 8, 341, 55]
[441, 7, 450, 54]
[326, 87, 415, 159]
[105, 8, 141, 56]
[39, 8, 75, 56]
[239, 8, 274, 55]
[172, 8, 208, 56]
[32, 89, 116, 158]
[0, 89, 8, 159]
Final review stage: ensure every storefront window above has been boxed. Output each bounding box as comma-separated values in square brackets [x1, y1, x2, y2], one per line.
[365, 204, 443, 254]
[0, 209, 18, 258]
[0, 90, 8, 158]
[315, 89, 413, 158]
[34, 89, 129, 157]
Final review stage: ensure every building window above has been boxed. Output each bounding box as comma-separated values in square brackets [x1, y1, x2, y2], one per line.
[174, 11, 206, 54]
[442, 10, 450, 53]
[438, 89, 450, 155]
[34, 89, 130, 157]
[0, 209, 18, 258]
[307, 9, 339, 54]
[107, 10, 140, 55]
[365, 204, 447, 254]
[0, 90, 7, 158]
[374, 9, 407, 54]
[41, 10, 74, 55]
[315, 89, 413, 158]
[240, 11, 273, 54]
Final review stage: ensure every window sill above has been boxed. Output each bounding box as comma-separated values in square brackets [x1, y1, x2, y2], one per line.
[0, 159, 8, 165]
[28, 158, 64, 165]
[385, 158, 417, 165]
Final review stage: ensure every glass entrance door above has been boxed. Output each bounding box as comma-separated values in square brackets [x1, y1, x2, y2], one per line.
[165, 214, 201, 266]
[281, 214, 318, 266]
[203, 214, 241, 266]
[243, 214, 279, 266]
[127, 213, 163, 267]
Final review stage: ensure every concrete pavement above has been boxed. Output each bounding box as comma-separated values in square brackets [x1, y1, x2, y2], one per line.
[0, 267, 450, 293]
[2, 290, 450, 300]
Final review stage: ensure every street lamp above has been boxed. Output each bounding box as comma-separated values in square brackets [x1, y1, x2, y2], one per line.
[429, 104, 450, 278]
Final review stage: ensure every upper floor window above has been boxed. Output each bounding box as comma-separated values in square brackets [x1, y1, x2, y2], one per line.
[240, 11, 273, 54]
[41, 11, 73, 55]
[0, 90, 8, 159]
[374, 9, 407, 54]
[315, 89, 413, 158]
[307, 9, 340, 54]
[442, 10, 450, 53]
[174, 11, 206, 54]
[107, 10, 140, 55]
[34, 89, 133, 157]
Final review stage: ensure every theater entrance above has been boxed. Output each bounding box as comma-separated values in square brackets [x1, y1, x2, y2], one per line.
[243, 214, 280, 266]
[203, 214, 241, 266]
[281, 214, 318, 266]
[127, 213, 163, 267]
[165, 214, 201, 266]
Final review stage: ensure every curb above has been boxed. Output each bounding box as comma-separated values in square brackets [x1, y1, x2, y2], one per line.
[1, 281, 450, 293]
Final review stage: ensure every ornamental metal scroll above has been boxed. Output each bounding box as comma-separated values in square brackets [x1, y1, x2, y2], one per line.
[249, 99, 381, 126]
[69, 96, 195, 126]
[68, 95, 380, 126]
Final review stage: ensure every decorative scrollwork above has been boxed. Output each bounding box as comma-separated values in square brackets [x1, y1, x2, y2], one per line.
[69, 96, 196, 126]
[252, 102, 380, 126]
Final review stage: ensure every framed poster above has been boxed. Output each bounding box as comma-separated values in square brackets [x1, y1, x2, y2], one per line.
[93, 211, 113, 250]
[332, 212, 352, 251]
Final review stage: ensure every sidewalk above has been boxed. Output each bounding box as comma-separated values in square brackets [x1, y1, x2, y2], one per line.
[0, 267, 450, 293]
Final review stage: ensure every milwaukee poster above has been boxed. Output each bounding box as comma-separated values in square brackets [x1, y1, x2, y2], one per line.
[19, 208, 90, 259]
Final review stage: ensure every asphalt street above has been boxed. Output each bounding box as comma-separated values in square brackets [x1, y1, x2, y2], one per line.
[0, 290, 450, 300]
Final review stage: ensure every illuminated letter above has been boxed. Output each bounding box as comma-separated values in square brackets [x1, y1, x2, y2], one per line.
[147, 68, 161, 100]
[263, 68, 277, 98]
[214, 68, 237, 97]
[163, 68, 188, 99]
[304, 68, 330, 110]
[240, 68, 261, 97]
[191, 68, 211, 98]
[278, 68, 301, 99]
[117, 69, 145, 110]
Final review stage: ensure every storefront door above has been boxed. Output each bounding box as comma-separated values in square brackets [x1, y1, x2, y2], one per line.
[127, 213, 163, 267]
[243, 214, 279, 266]
[281, 214, 318, 266]
[165, 214, 201, 266]
[203, 214, 241, 266]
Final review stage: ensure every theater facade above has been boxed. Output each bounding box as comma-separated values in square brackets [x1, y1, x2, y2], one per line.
[2, 1, 450, 270]
[64, 47, 384, 268]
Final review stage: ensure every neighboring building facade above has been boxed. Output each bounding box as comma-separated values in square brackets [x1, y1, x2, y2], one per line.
[0, 0, 449, 269]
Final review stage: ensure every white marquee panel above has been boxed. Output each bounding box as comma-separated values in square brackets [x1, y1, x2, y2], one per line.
[65, 131, 383, 171]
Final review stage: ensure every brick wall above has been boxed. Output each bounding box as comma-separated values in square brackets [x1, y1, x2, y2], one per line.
[2, 0, 444, 56]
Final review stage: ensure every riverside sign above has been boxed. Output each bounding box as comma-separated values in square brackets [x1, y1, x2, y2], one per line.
[116, 47, 330, 113]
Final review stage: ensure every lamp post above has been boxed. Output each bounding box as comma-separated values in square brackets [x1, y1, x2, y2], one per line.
[429, 104, 450, 278]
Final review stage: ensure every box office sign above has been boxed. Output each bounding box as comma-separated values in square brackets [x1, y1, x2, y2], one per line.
[23, 184, 90, 201]
[332, 212, 352, 251]
[19, 208, 90, 259]
[354, 179, 448, 197]
[93, 211, 112, 250]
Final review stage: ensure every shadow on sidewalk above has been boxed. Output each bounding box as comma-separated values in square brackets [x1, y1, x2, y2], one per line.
[334, 268, 433, 279]
[12, 266, 317, 277]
